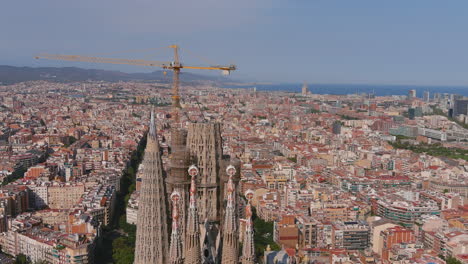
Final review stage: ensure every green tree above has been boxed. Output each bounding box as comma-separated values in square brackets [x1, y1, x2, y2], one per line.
[126, 167, 135, 177]
[112, 237, 134, 264]
[389, 139, 468, 161]
[308, 108, 320, 114]
[14, 254, 30, 264]
[3, 166, 27, 185]
[447, 256, 463, 264]
[69, 136, 77, 145]
[339, 114, 360, 120]
[252, 207, 281, 259]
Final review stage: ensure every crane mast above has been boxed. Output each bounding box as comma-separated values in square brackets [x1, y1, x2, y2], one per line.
[35, 45, 236, 122]
[170, 45, 181, 109]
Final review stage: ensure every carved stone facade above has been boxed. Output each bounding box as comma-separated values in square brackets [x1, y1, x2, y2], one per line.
[187, 122, 223, 222]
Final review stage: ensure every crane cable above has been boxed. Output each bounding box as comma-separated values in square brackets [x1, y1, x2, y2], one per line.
[86, 46, 173, 65]
[180, 47, 217, 67]
[88, 46, 170, 57]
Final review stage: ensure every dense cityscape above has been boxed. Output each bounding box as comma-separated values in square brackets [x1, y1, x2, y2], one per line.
[0, 79, 466, 264]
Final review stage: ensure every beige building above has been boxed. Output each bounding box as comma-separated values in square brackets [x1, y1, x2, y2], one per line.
[0, 229, 95, 264]
[48, 183, 85, 209]
[33, 209, 69, 226]
[367, 216, 398, 255]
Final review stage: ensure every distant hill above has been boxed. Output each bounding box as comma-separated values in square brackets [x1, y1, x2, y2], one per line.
[0, 65, 231, 85]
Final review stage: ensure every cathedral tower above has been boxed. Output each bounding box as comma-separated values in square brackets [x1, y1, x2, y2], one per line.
[134, 112, 169, 264]
[186, 122, 223, 222]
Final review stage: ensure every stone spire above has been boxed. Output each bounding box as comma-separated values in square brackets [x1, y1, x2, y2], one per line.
[241, 190, 256, 264]
[184, 165, 201, 264]
[134, 111, 169, 264]
[221, 165, 239, 264]
[169, 191, 184, 264]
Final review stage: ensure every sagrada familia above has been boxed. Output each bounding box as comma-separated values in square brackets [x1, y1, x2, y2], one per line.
[133, 112, 256, 264]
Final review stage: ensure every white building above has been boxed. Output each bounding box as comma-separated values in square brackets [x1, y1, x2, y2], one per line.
[126, 191, 139, 225]
[418, 128, 447, 141]
[28, 184, 49, 209]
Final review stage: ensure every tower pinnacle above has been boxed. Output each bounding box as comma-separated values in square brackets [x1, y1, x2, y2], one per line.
[184, 165, 202, 264]
[169, 191, 184, 264]
[221, 165, 239, 264]
[241, 189, 256, 264]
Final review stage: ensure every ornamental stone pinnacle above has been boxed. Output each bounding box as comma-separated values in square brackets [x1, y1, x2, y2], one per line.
[184, 165, 201, 264]
[169, 191, 184, 264]
[221, 165, 239, 264]
[241, 189, 256, 264]
[134, 111, 169, 264]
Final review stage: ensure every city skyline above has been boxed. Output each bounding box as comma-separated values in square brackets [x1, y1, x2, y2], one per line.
[0, 80, 466, 263]
[1, 1, 468, 263]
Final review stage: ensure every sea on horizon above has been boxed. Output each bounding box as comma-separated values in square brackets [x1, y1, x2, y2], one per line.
[223, 83, 468, 97]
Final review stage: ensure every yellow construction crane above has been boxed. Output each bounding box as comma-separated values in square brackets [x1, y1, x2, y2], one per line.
[35, 45, 236, 119]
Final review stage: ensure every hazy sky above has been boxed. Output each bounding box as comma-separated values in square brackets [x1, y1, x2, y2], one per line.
[2, 1, 468, 85]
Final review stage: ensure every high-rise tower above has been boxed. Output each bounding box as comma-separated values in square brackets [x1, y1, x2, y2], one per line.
[408, 89, 416, 99]
[184, 165, 201, 264]
[220, 165, 239, 264]
[454, 99, 468, 117]
[134, 112, 169, 264]
[302, 82, 308, 95]
[423, 91, 430, 102]
[241, 190, 256, 264]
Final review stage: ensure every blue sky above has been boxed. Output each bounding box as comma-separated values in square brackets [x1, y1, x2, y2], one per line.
[1, 1, 468, 85]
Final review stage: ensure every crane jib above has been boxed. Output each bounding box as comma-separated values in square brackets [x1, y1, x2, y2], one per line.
[34, 45, 236, 122]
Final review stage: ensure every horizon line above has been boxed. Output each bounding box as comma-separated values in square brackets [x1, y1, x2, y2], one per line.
[2, 64, 468, 88]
